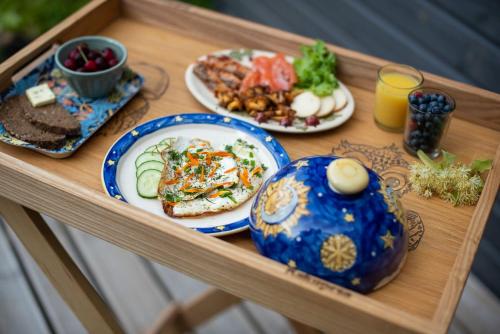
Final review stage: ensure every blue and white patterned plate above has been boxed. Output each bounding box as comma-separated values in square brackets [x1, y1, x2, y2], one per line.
[0, 55, 143, 158]
[101, 113, 290, 236]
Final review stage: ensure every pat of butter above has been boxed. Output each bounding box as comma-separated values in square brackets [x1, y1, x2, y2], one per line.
[25, 83, 56, 107]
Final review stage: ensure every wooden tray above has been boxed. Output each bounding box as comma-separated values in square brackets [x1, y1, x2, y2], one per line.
[0, 1, 499, 333]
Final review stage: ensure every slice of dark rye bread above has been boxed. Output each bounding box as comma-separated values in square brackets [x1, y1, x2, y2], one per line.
[0, 96, 66, 149]
[18, 95, 81, 136]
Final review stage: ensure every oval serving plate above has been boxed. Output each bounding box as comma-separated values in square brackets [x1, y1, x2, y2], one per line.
[101, 113, 290, 236]
[185, 49, 355, 134]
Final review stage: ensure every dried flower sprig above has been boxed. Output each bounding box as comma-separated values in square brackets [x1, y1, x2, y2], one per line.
[409, 150, 492, 206]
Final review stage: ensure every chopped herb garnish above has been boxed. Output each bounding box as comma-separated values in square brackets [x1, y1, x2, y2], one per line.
[196, 148, 203, 152]
[249, 152, 254, 158]
[220, 190, 237, 203]
[250, 160, 256, 168]
[242, 159, 249, 165]
[262, 164, 268, 171]
[168, 150, 181, 161]
[164, 193, 181, 202]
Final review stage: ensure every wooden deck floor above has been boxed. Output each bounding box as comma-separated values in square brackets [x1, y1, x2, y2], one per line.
[1, 215, 499, 334]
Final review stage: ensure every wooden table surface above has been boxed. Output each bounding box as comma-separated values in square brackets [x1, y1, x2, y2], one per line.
[0, 1, 499, 333]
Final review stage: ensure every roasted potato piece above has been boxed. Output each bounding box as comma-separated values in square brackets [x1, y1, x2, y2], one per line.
[244, 96, 268, 111]
[227, 98, 242, 111]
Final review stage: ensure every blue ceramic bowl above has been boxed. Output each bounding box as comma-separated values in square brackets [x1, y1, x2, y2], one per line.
[249, 156, 408, 293]
[55, 36, 127, 98]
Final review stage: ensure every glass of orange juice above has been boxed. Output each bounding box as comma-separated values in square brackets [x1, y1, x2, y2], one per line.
[374, 64, 423, 132]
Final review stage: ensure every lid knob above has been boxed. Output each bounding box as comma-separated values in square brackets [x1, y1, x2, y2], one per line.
[327, 158, 369, 195]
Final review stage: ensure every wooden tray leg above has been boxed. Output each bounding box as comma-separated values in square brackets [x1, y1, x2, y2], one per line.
[148, 287, 241, 334]
[0, 196, 123, 334]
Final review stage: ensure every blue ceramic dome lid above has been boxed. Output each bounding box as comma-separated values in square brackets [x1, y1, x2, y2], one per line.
[249, 156, 408, 293]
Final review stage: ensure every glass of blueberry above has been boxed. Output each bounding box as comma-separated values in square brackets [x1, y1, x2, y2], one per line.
[404, 88, 455, 159]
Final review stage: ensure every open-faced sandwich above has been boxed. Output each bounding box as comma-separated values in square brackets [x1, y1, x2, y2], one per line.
[135, 137, 265, 218]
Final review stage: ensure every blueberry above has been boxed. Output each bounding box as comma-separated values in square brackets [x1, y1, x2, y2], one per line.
[409, 95, 418, 105]
[437, 95, 445, 103]
[419, 104, 427, 111]
[414, 113, 424, 122]
[438, 102, 444, 109]
[420, 144, 429, 151]
[423, 95, 431, 103]
[411, 130, 421, 138]
[432, 116, 442, 125]
[443, 104, 451, 112]
[431, 106, 441, 113]
[429, 101, 438, 107]
[425, 121, 433, 129]
[430, 94, 437, 101]
[410, 139, 419, 148]
[424, 113, 432, 121]
[417, 97, 424, 105]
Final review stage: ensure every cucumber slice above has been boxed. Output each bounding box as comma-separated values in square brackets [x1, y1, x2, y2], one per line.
[145, 144, 169, 153]
[159, 138, 176, 146]
[136, 160, 164, 176]
[136, 169, 162, 198]
[135, 152, 163, 167]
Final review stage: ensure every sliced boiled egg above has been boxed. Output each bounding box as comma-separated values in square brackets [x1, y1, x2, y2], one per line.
[316, 95, 336, 117]
[291, 91, 321, 118]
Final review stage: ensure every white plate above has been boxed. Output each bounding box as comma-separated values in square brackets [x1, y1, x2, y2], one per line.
[101, 114, 290, 236]
[185, 49, 355, 134]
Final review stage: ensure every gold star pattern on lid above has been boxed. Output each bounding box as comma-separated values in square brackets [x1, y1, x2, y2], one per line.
[223, 117, 231, 123]
[288, 259, 297, 268]
[344, 213, 355, 223]
[131, 130, 139, 136]
[265, 136, 272, 142]
[293, 160, 309, 170]
[320, 234, 357, 272]
[114, 194, 122, 200]
[380, 230, 395, 249]
[107, 159, 115, 166]
[216, 225, 225, 231]
[351, 277, 361, 286]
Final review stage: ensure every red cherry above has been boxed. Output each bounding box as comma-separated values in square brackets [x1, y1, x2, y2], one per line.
[84, 60, 97, 72]
[102, 47, 115, 61]
[69, 49, 80, 60]
[64, 58, 77, 70]
[87, 50, 99, 60]
[107, 58, 119, 68]
[77, 42, 89, 54]
[95, 57, 107, 70]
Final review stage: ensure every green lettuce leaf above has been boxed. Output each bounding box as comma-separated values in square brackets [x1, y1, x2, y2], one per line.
[293, 40, 338, 96]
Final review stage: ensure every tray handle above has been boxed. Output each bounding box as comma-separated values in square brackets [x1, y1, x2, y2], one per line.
[10, 44, 60, 84]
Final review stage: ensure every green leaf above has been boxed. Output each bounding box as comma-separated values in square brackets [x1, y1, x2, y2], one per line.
[417, 150, 438, 169]
[470, 159, 493, 174]
[293, 40, 338, 97]
[439, 150, 456, 169]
